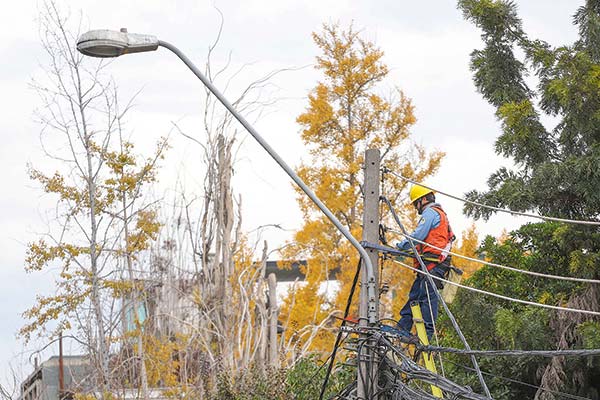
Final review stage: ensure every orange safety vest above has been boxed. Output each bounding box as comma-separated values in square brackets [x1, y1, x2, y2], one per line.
[415, 206, 455, 270]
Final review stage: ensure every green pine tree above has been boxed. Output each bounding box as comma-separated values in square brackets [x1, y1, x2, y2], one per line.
[441, 1, 600, 399]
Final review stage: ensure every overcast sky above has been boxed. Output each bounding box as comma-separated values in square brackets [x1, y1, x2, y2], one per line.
[0, 0, 581, 389]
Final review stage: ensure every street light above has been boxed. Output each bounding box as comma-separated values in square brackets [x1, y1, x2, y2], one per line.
[76, 29, 378, 323]
[77, 29, 158, 57]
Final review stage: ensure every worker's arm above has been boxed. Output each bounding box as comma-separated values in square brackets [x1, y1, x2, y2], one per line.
[396, 207, 440, 250]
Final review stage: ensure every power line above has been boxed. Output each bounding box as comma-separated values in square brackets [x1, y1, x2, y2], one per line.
[336, 326, 599, 399]
[389, 258, 600, 316]
[423, 346, 600, 358]
[446, 360, 592, 400]
[386, 228, 600, 285]
[385, 170, 600, 226]
[374, 333, 490, 400]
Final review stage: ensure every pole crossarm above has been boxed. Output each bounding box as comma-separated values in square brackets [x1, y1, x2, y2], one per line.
[360, 241, 407, 257]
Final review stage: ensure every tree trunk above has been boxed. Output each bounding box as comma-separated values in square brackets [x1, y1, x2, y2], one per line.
[268, 273, 279, 368]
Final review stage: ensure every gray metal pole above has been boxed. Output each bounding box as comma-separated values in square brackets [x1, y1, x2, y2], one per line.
[157, 40, 378, 323]
[358, 149, 381, 399]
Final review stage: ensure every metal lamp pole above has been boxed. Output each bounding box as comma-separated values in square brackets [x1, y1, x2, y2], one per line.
[76, 29, 379, 323]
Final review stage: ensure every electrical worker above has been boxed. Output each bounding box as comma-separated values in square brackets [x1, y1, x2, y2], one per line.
[390, 184, 455, 340]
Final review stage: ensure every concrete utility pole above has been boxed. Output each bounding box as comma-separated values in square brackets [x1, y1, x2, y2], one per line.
[358, 149, 381, 399]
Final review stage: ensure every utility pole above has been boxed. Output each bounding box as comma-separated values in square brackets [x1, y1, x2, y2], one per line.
[358, 148, 381, 399]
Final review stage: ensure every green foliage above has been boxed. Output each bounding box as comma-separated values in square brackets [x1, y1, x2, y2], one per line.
[210, 367, 288, 400]
[440, 281, 550, 399]
[286, 356, 354, 400]
[460, 0, 600, 220]
[494, 308, 550, 349]
[203, 357, 353, 400]
[578, 321, 600, 349]
[450, 1, 600, 397]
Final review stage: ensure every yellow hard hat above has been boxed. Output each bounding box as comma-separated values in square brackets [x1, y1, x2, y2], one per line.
[409, 184, 434, 203]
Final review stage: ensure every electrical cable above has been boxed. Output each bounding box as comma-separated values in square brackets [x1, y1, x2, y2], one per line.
[381, 196, 493, 399]
[374, 333, 490, 400]
[319, 259, 362, 400]
[387, 228, 600, 285]
[390, 258, 600, 316]
[355, 336, 369, 399]
[421, 346, 600, 358]
[446, 360, 592, 400]
[385, 170, 600, 226]
[327, 185, 599, 399]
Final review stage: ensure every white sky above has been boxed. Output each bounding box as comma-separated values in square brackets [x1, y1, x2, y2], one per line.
[0, 0, 581, 390]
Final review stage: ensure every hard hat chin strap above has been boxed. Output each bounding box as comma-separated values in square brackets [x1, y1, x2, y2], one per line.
[415, 198, 424, 214]
[415, 197, 432, 215]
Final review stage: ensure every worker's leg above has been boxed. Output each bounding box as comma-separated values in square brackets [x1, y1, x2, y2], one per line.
[421, 278, 439, 339]
[397, 275, 422, 331]
[420, 265, 446, 339]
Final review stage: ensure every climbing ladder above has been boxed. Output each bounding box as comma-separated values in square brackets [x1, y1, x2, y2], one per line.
[411, 302, 443, 398]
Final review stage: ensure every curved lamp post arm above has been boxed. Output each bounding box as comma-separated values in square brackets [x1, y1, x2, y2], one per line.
[76, 29, 378, 323]
[156, 40, 377, 323]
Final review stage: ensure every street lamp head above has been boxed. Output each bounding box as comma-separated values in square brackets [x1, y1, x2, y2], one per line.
[76, 29, 159, 58]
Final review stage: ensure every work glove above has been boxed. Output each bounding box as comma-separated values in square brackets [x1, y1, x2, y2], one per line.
[395, 240, 406, 250]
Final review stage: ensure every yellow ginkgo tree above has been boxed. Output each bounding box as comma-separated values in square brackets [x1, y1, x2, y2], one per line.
[452, 223, 484, 280]
[279, 23, 444, 356]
